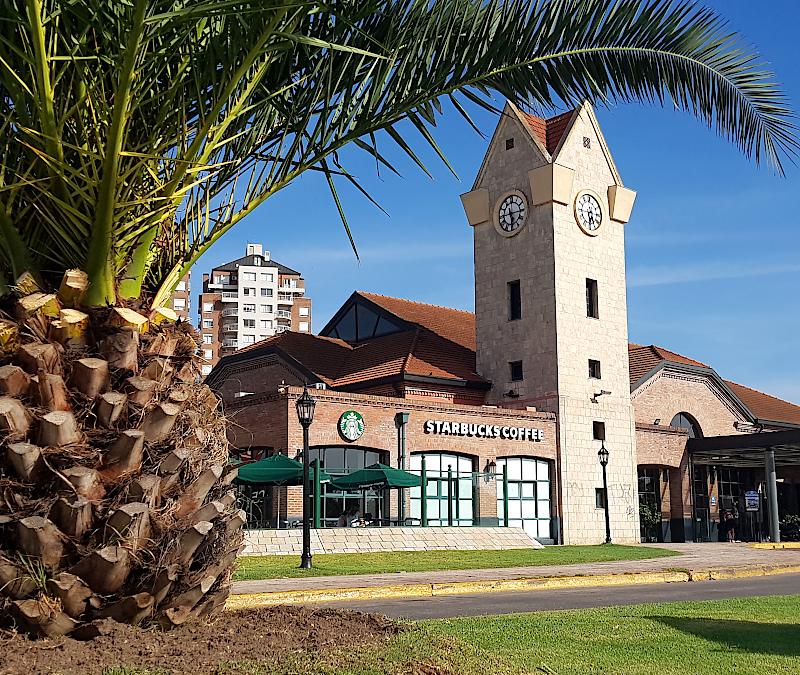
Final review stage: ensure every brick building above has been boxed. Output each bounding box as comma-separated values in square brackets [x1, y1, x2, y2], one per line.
[206, 102, 800, 544]
[197, 244, 311, 375]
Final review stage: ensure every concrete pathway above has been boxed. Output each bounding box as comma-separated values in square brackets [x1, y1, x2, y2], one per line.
[231, 543, 800, 595]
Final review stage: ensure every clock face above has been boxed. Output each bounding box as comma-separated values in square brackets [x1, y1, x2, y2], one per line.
[496, 193, 526, 234]
[575, 191, 603, 235]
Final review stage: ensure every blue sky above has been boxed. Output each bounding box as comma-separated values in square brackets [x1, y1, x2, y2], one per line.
[196, 1, 800, 404]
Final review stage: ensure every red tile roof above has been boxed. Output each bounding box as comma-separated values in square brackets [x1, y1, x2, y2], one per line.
[228, 299, 800, 425]
[358, 292, 476, 351]
[519, 110, 575, 154]
[628, 343, 709, 383]
[724, 381, 800, 425]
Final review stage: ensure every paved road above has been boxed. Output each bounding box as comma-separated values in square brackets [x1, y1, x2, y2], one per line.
[307, 572, 800, 620]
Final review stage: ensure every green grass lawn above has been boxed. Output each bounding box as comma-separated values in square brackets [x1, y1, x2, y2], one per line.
[226, 595, 800, 675]
[233, 544, 680, 580]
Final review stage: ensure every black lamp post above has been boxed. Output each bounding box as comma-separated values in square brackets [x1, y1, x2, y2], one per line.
[598, 441, 612, 543]
[295, 385, 316, 568]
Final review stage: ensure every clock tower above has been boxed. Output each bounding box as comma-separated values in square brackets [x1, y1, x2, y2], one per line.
[460, 101, 639, 544]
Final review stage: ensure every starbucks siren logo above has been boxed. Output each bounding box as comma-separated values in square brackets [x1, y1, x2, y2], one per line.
[339, 411, 365, 441]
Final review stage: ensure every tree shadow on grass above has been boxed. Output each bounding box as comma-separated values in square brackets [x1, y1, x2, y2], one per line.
[648, 617, 800, 657]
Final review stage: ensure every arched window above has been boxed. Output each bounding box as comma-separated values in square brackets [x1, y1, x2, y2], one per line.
[670, 412, 702, 438]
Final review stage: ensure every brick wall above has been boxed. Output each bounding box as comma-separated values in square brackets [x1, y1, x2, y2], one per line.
[227, 386, 558, 522]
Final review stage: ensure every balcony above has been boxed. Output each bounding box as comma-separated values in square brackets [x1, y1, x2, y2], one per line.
[222, 339, 238, 348]
[207, 281, 237, 290]
[275, 325, 290, 333]
[222, 292, 238, 301]
[276, 310, 291, 319]
[223, 323, 238, 333]
[241, 306, 256, 313]
[222, 307, 238, 317]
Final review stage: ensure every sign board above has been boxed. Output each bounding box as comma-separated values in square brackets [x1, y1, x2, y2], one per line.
[424, 420, 543, 441]
[710, 496, 716, 506]
[338, 411, 365, 441]
[745, 491, 760, 512]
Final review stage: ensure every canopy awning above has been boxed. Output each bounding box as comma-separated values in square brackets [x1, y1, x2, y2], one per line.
[687, 428, 800, 468]
[234, 454, 331, 485]
[329, 463, 422, 490]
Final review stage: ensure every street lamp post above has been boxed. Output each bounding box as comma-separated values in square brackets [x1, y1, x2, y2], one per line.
[598, 441, 612, 544]
[296, 385, 316, 569]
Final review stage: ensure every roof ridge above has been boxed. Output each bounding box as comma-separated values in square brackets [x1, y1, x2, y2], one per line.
[357, 291, 474, 315]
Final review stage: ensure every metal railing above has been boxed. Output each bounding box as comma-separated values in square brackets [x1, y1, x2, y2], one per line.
[222, 308, 238, 317]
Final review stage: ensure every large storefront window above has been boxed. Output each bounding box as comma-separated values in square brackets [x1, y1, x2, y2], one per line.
[496, 457, 551, 540]
[310, 446, 386, 526]
[638, 468, 662, 542]
[409, 453, 474, 526]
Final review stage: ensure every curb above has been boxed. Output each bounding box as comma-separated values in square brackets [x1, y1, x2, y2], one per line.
[224, 563, 800, 610]
[749, 542, 800, 550]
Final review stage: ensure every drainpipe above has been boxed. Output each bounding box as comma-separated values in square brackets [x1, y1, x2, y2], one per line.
[395, 412, 410, 523]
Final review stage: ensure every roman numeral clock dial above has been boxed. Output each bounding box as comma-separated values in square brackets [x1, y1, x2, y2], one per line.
[574, 189, 605, 236]
[493, 190, 528, 238]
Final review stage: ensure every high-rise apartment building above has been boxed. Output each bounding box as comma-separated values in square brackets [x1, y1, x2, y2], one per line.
[169, 271, 191, 321]
[198, 244, 311, 375]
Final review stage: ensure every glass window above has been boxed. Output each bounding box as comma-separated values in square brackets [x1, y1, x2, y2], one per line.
[173, 298, 186, 311]
[309, 446, 387, 526]
[243, 304, 256, 313]
[241, 334, 255, 345]
[670, 413, 702, 438]
[589, 359, 601, 379]
[508, 280, 521, 320]
[586, 279, 599, 318]
[243, 319, 255, 328]
[299, 306, 309, 317]
[638, 467, 662, 542]
[259, 334, 267, 341]
[203, 302, 214, 313]
[593, 421, 605, 440]
[266, 288, 273, 297]
[202, 334, 213, 344]
[203, 349, 213, 359]
[410, 453, 475, 526]
[243, 272, 256, 281]
[266, 273, 274, 282]
[510, 361, 523, 381]
[299, 322, 309, 332]
[203, 319, 213, 329]
[201, 364, 212, 375]
[261, 288, 268, 296]
[496, 457, 552, 541]
[213, 275, 224, 284]
[176, 281, 186, 292]
[244, 287, 256, 296]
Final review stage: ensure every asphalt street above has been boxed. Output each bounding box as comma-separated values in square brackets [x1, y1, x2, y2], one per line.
[308, 572, 800, 620]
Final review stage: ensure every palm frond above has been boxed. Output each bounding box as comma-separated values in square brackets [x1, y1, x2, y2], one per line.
[0, 0, 795, 305]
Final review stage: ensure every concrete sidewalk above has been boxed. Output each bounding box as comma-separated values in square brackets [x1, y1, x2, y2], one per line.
[227, 543, 800, 608]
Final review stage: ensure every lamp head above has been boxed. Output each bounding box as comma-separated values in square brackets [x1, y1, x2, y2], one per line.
[597, 441, 609, 467]
[295, 385, 316, 427]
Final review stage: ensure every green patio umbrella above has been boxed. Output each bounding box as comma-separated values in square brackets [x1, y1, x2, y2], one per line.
[329, 463, 421, 490]
[234, 454, 331, 529]
[234, 454, 331, 485]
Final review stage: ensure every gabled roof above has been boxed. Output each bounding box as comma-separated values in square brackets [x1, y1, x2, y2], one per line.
[208, 295, 487, 391]
[357, 292, 476, 351]
[725, 381, 800, 426]
[628, 343, 709, 383]
[519, 110, 575, 155]
[215, 254, 299, 275]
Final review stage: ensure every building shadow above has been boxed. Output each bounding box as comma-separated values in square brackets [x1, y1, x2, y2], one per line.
[648, 616, 800, 657]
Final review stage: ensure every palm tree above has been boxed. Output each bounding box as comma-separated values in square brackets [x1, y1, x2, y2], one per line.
[0, 0, 796, 635]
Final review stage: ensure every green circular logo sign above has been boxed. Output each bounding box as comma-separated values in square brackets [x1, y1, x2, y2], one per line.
[338, 411, 365, 442]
